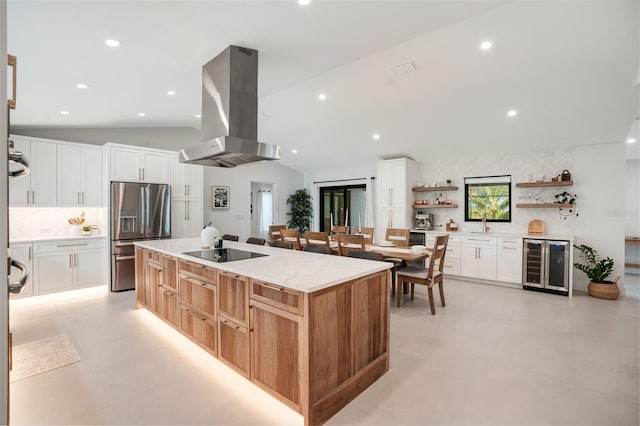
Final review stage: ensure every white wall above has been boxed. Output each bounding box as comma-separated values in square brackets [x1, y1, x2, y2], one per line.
[203, 162, 304, 241]
[11, 127, 200, 151]
[625, 159, 639, 237]
[574, 142, 626, 292]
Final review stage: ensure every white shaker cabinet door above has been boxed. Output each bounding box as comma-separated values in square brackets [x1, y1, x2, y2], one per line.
[185, 199, 202, 237]
[31, 141, 57, 206]
[81, 147, 103, 206]
[171, 156, 188, 197]
[111, 147, 141, 182]
[172, 199, 202, 238]
[57, 144, 82, 206]
[74, 249, 106, 288]
[476, 245, 497, 280]
[140, 151, 170, 183]
[497, 246, 523, 284]
[460, 245, 478, 277]
[9, 138, 31, 206]
[34, 252, 73, 294]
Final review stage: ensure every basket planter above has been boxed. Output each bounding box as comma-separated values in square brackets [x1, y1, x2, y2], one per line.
[587, 278, 620, 300]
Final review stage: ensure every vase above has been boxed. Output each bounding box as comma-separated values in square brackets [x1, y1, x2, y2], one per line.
[69, 225, 82, 236]
[200, 225, 220, 248]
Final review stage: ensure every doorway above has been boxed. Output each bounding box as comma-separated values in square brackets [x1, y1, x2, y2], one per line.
[319, 185, 366, 232]
[250, 182, 274, 239]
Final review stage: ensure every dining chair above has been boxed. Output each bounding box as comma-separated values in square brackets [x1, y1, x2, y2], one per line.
[280, 229, 302, 250]
[303, 245, 332, 255]
[246, 237, 266, 246]
[395, 234, 449, 314]
[222, 234, 239, 241]
[337, 234, 366, 256]
[305, 231, 330, 247]
[353, 227, 374, 244]
[347, 250, 383, 261]
[330, 225, 350, 240]
[269, 240, 293, 249]
[385, 228, 410, 246]
[268, 225, 287, 241]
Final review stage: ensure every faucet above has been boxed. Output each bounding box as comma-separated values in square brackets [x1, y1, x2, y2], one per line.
[481, 212, 489, 233]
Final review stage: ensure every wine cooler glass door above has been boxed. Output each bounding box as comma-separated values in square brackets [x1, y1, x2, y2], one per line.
[523, 239, 544, 287]
[546, 241, 570, 292]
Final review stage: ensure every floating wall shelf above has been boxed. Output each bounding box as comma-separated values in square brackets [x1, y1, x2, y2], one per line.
[515, 181, 573, 188]
[413, 204, 458, 209]
[516, 203, 574, 208]
[413, 186, 458, 192]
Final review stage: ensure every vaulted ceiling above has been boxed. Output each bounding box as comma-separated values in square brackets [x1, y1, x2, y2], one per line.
[8, 0, 639, 172]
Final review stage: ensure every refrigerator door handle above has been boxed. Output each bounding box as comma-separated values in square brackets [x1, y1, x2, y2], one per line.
[542, 243, 548, 288]
[8, 258, 29, 294]
[145, 186, 151, 236]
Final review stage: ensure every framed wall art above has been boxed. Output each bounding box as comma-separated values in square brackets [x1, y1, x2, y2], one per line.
[212, 186, 230, 209]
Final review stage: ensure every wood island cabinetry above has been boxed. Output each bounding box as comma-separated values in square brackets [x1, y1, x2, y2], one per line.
[134, 243, 391, 425]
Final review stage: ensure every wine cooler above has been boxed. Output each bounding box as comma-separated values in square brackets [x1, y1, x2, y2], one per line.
[523, 239, 570, 295]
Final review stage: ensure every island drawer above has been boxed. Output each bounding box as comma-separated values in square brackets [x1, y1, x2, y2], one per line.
[179, 259, 217, 283]
[218, 318, 250, 378]
[162, 255, 178, 291]
[218, 271, 249, 326]
[161, 288, 180, 329]
[250, 280, 304, 316]
[180, 305, 217, 356]
[178, 274, 217, 320]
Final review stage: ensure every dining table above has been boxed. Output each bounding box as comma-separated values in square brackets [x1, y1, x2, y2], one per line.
[295, 238, 431, 262]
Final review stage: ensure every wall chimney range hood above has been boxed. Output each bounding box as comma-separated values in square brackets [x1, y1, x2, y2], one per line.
[179, 46, 281, 167]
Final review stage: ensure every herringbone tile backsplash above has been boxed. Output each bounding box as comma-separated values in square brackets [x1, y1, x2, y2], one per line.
[415, 148, 575, 237]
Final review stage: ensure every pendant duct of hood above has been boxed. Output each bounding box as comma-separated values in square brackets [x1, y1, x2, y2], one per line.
[179, 46, 281, 167]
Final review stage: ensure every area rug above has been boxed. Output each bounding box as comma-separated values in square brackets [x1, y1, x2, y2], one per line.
[10, 334, 80, 382]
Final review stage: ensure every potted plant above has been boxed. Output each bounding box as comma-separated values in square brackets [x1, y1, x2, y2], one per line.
[286, 189, 313, 234]
[573, 244, 618, 299]
[81, 225, 92, 236]
[446, 178, 452, 186]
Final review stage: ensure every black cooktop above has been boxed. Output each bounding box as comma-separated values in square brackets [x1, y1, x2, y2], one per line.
[184, 248, 268, 263]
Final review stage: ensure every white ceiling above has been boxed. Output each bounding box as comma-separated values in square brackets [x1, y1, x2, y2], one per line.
[8, 0, 639, 173]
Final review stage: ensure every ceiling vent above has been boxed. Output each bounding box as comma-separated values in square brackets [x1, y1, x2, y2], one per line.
[391, 61, 417, 76]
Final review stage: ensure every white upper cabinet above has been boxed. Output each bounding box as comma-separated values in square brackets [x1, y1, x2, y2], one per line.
[57, 144, 102, 206]
[9, 137, 57, 207]
[110, 145, 171, 183]
[171, 154, 203, 199]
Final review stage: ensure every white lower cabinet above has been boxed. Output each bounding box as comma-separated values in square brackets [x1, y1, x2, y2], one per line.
[426, 234, 461, 275]
[460, 236, 497, 280]
[9, 243, 33, 298]
[33, 239, 107, 295]
[497, 237, 523, 284]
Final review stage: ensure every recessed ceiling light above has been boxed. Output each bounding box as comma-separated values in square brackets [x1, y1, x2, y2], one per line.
[627, 138, 637, 143]
[195, 114, 201, 118]
[507, 110, 518, 117]
[60, 110, 70, 115]
[480, 40, 493, 51]
[318, 93, 327, 101]
[167, 90, 176, 96]
[138, 113, 146, 117]
[373, 133, 381, 140]
[105, 39, 120, 47]
[76, 83, 88, 89]
[292, 149, 298, 154]
[298, 0, 311, 5]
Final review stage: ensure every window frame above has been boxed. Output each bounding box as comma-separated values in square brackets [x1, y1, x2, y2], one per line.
[464, 175, 512, 223]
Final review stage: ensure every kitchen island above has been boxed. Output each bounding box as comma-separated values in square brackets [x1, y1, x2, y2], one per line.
[134, 237, 392, 425]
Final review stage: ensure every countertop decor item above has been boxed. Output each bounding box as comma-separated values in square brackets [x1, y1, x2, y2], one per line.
[200, 223, 220, 248]
[527, 220, 546, 235]
[561, 169, 572, 181]
[81, 225, 91, 236]
[573, 244, 618, 299]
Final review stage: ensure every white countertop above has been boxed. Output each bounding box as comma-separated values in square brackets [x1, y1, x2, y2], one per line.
[410, 229, 573, 241]
[11, 234, 108, 244]
[135, 237, 392, 293]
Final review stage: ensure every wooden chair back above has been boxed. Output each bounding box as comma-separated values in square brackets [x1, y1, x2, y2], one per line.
[330, 225, 350, 239]
[353, 227, 374, 244]
[347, 250, 383, 261]
[337, 234, 366, 256]
[428, 234, 449, 276]
[268, 225, 286, 241]
[305, 231, 330, 247]
[303, 245, 332, 255]
[281, 229, 301, 250]
[385, 228, 410, 246]
[222, 234, 239, 242]
[270, 240, 293, 249]
[246, 237, 265, 246]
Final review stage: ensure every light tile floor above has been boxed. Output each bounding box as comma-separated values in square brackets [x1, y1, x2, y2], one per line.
[9, 275, 640, 425]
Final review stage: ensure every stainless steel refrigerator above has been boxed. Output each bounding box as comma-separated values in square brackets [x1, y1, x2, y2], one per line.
[110, 181, 170, 291]
[522, 238, 570, 295]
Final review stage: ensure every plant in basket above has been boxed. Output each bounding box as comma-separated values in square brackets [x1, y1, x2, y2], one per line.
[573, 244, 618, 299]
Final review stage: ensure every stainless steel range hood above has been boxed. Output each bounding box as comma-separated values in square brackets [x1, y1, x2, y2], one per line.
[179, 46, 281, 167]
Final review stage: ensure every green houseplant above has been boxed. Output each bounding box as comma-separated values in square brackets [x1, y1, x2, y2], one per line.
[286, 189, 313, 234]
[573, 244, 618, 299]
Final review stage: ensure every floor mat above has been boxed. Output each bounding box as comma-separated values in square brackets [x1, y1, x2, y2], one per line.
[10, 334, 80, 382]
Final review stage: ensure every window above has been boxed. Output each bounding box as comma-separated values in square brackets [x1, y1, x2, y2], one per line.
[464, 175, 512, 222]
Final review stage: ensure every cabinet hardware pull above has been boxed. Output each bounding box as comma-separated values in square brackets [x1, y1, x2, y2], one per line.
[184, 185, 187, 196]
[222, 319, 240, 330]
[69, 254, 72, 268]
[82, 192, 85, 205]
[467, 238, 490, 242]
[31, 191, 35, 204]
[186, 201, 190, 220]
[78, 192, 80, 205]
[502, 247, 517, 250]
[388, 188, 392, 206]
[186, 184, 190, 196]
[57, 243, 88, 247]
[26, 190, 30, 204]
[184, 200, 187, 220]
[74, 253, 78, 267]
[142, 168, 145, 180]
[28, 246, 32, 261]
[8, 54, 16, 109]
[260, 282, 284, 291]
[115, 255, 135, 261]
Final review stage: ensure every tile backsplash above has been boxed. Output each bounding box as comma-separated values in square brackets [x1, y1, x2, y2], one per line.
[10, 207, 108, 240]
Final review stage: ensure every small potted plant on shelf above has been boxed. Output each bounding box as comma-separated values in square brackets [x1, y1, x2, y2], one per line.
[573, 244, 618, 299]
[81, 225, 92, 236]
[446, 179, 452, 186]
